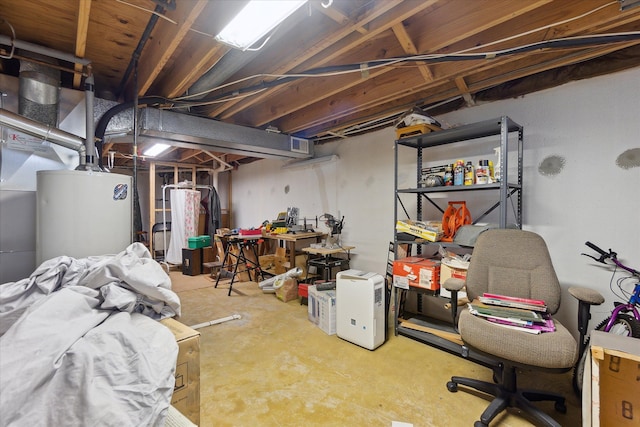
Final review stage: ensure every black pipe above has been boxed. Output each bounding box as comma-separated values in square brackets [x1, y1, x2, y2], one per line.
[116, 0, 176, 98]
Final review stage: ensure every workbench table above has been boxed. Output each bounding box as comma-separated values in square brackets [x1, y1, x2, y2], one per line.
[264, 231, 326, 270]
[214, 234, 269, 296]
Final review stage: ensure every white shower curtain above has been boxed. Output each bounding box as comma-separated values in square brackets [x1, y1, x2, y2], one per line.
[166, 189, 200, 265]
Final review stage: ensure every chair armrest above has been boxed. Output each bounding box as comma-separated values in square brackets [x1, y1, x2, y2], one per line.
[442, 278, 465, 330]
[568, 286, 605, 306]
[443, 277, 465, 292]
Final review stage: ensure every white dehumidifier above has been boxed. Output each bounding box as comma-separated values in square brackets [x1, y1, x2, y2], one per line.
[336, 269, 385, 350]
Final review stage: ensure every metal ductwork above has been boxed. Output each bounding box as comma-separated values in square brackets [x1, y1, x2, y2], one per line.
[1, 37, 98, 170]
[18, 52, 60, 128]
[0, 108, 87, 165]
[106, 107, 313, 160]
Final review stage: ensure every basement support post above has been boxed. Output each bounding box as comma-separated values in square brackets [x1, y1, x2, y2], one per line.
[132, 58, 141, 242]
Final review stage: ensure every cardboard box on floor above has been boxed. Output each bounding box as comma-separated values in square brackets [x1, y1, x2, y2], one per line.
[308, 285, 337, 335]
[275, 277, 298, 302]
[262, 248, 308, 278]
[160, 318, 200, 426]
[586, 331, 640, 427]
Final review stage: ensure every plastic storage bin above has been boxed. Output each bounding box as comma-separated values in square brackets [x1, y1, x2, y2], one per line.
[188, 235, 211, 249]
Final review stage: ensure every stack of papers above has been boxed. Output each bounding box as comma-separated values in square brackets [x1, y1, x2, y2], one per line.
[468, 293, 555, 334]
[478, 293, 547, 312]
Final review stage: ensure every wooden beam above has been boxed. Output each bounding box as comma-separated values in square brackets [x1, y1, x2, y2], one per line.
[289, 42, 639, 137]
[242, 0, 633, 134]
[247, 67, 395, 128]
[73, 0, 92, 88]
[134, 0, 208, 96]
[313, 2, 368, 35]
[391, 22, 433, 82]
[219, 0, 539, 128]
[179, 149, 201, 162]
[454, 76, 475, 106]
[155, 43, 231, 99]
[206, 0, 421, 118]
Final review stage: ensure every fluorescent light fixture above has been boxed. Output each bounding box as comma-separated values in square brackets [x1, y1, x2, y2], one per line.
[215, 0, 308, 50]
[143, 143, 171, 157]
[620, 0, 640, 10]
[281, 154, 339, 169]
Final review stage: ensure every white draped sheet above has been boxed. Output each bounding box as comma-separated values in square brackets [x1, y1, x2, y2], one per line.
[0, 243, 181, 427]
[166, 189, 200, 265]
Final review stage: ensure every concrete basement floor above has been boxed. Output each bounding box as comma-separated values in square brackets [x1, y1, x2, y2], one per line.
[169, 271, 582, 427]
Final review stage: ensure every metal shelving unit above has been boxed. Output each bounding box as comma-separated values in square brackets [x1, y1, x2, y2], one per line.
[392, 116, 524, 352]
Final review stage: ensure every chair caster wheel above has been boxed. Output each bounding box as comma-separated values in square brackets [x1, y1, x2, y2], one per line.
[555, 401, 567, 414]
[446, 381, 458, 392]
[474, 421, 487, 427]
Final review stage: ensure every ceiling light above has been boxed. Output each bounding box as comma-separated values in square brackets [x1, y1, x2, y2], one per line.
[143, 143, 171, 157]
[620, 0, 640, 10]
[215, 0, 308, 51]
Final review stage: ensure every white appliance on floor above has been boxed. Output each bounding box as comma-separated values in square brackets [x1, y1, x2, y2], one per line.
[336, 269, 385, 350]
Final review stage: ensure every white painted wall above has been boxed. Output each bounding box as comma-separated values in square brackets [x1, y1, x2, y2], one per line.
[232, 66, 640, 336]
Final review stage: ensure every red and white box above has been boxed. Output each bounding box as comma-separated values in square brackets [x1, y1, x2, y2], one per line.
[392, 257, 441, 291]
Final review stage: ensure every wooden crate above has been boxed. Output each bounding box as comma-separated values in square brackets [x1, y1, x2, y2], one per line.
[585, 331, 640, 427]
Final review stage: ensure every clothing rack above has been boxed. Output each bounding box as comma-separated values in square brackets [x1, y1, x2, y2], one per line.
[159, 182, 213, 271]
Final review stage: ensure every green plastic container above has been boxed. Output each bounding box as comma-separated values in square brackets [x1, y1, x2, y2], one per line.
[188, 235, 211, 249]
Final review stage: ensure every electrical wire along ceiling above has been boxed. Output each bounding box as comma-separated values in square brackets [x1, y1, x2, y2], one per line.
[1, 0, 640, 168]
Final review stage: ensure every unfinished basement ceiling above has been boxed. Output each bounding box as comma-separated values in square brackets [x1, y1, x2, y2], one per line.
[1, 0, 640, 168]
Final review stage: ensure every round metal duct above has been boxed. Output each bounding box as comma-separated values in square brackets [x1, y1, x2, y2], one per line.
[18, 51, 60, 127]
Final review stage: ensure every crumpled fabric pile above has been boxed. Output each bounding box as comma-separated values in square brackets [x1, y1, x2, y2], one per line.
[0, 242, 181, 427]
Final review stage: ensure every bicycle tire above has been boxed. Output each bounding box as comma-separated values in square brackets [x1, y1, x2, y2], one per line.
[572, 313, 640, 395]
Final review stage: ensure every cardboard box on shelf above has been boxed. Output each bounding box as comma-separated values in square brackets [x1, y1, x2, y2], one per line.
[160, 318, 201, 426]
[307, 285, 337, 335]
[393, 257, 441, 291]
[396, 220, 443, 242]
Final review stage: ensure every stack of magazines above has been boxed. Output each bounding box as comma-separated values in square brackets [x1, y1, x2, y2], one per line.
[467, 293, 555, 334]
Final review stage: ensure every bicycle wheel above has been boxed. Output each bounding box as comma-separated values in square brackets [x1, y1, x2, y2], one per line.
[572, 313, 640, 395]
[607, 313, 640, 337]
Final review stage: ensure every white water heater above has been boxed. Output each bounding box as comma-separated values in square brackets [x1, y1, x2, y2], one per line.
[36, 170, 133, 264]
[336, 270, 386, 350]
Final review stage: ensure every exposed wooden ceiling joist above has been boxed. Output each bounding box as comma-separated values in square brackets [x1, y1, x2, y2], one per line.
[1, 0, 639, 168]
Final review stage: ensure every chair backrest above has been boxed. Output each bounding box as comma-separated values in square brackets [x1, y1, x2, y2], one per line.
[152, 222, 171, 232]
[465, 229, 561, 314]
[152, 222, 172, 253]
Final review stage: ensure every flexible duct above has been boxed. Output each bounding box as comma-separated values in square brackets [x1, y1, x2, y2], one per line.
[259, 267, 303, 293]
[94, 96, 168, 169]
